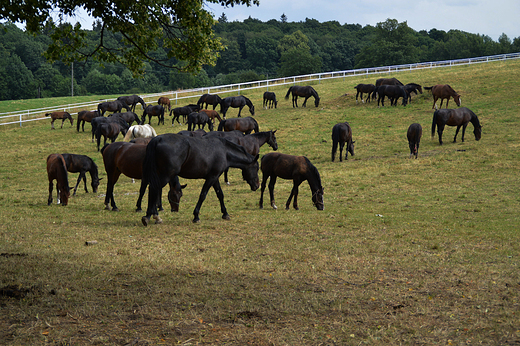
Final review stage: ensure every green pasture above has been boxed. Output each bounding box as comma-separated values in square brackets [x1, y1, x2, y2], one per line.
[1, 59, 519, 345]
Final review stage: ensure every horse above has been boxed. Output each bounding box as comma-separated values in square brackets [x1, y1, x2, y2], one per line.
[375, 77, 404, 87]
[263, 91, 278, 109]
[197, 94, 222, 110]
[110, 111, 140, 126]
[376, 85, 408, 107]
[45, 111, 74, 130]
[46, 154, 70, 206]
[187, 112, 214, 131]
[177, 129, 207, 137]
[96, 121, 129, 151]
[117, 95, 146, 112]
[171, 104, 200, 125]
[285, 86, 320, 108]
[403, 83, 423, 103]
[354, 84, 376, 103]
[123, 124, 157, 141]
[101, 141, 186, 212]
[141, 134, 260, 224]
[204, 130, 278, 184]
[199, 109, 222, 124]
[77, 110, 101, 132]
[217, 117, 259, 134]
[424, 84, 461, 109]
[407, 123, 423, 159]
[331, 122, 355, 162]
[431, 107, 482, 145]
[141, 105, 165, 125]
[97, 100, 130, 117]
[61, 153, 101, 195]
[90, 115, 128, 143]
[157, 96, 171, 112]
[259, 153, 324, 211]
[220, 96, 255, 118]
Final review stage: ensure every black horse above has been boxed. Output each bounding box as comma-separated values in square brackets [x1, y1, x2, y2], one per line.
[61, 153, 101, 196]
[285, 85, 320, 108]
[375, 77, 404, 87]
[376, 85, 408, 106]
[218, 116, 259, 134]
[117, 95, 146, 112]
[259, 153, 324, 211]
[98, 100, 130, 117]
[403, 83, 423, 103]
[141, 134, 260, 224]
[187, 112, 214, 131]
[90, 115, 129, 143]
[407, 123, 423, 159]
[197, 94, 222, 110]
[141, 105, 165, 125]
[354, 84, 376, 103]
[220, 96, 255, 118]
[431, 107, 482, 145]
[96, 121, 129, 151]
[263, 91, 278, 109]
[331, 122, 355, 162]
[110, 111, 140, 126]
[171, 104, 200, 125]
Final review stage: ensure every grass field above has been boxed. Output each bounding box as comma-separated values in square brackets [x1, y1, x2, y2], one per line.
[1, 59, 520, 345]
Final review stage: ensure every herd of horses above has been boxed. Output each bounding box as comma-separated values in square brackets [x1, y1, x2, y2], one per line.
[46, 79, 481, 225]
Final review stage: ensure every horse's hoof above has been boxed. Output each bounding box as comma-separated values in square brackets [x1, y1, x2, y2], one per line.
[158, 207, 164, 212]
[271, 204, 278, 210]
[142, 216, 150, 227]
[112, 208, 119, 212]
[226, 182, 230, 185]
[192, 218, 201, 223]
[294, 207, 299, 210]
[222, 214, 231, 220]
[135, 208, 142, 212]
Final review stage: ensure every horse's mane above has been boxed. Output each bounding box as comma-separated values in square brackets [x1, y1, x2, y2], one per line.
[304, 157, 322, 187]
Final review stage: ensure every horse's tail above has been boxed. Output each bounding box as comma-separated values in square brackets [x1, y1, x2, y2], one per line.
[331, 127, 339, 161]
[218, 119, 225, 131]
[123, 126, 134, 141]
[285, 87, 292, 100]
[424, 86, 433, 91]
[142, 137, 161, 191]
[45, 113, 50, 117]
[76, 114, 81, 132]
[431, 110, 439, 138]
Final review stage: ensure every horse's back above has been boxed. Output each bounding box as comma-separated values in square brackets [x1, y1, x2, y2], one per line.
[261, 152, 305, 179]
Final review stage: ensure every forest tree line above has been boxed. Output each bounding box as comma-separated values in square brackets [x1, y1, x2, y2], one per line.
[1, 16, 518, 101]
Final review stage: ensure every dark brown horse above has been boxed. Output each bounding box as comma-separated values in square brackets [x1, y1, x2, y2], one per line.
[187, 112, 214, 131]
[46, 154, 70, 206]
[431, 107, 481, 145]
[331, 122, 355, 162]
[96, 121, 129, 151]
[425, 84, 461, 109]
[407, 123, 423, 159]
[403, 83, 423, 103]
[141, 134, 260, 224]
[197, 94, 222, 110]
[375, 77, 404, 87]
[61, 153, 101, 195]
[101, 141, 186, 212]
[98, 100, 130, 117]
[110, 111, 140, 126]
[376, 85, 408, 106]
[263, 91, 278, 109]
[285, 86, 320, 107]
[45, 111, 74, 130]
[90, 114, 128, 143]
[141, 105, 165, 125]
[220, 96, 255, 118]
[354, 84, 376, 103]
[171, 104, 200, 125]
[77, 110, 101, 132]
[217, 116, 259, 134]
[199, 109, 222, 124]
[259, 153, 324, 211]
[158, 96, 171, 112]
[117, 95, 146, 112]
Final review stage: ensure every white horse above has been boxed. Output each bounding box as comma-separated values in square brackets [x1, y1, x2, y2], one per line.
[123, 124, 157, 141]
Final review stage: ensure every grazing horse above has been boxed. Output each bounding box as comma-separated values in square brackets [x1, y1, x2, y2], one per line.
[376, 85, 408, 107]
[403, 83, 423, 103]
[197, 93, 222, 110]
[263, 91, 278, 109]
[171, 104, 200, 125]
[98, 100, 130, 117]
[90, 115, 128, 143]
[45, 111, 74, 130]
[204, 130, 278, 184]
[141, 105, 165, 125]
[61, 153, 101, 195]
[46, 154, 70, 206]
[178, 129, 207, 137]
[111, 111, 140, 126]
[96, 121, 129, 151]
[375, 77, 404, 87]
[425, 84, 461, 109]
[117, 95, 146, 112]
[220, 96, 255, 118]
[141, 134, 260, 224]
[285, 85, 320, 108]
[187, 112, 214, 131]
[431, 107, 482, 145]
[199, 109, 222, 124]
[354, 84, 376, 103]
[259, 153, 324, 211]
[101, 141, 186, 212]
[407, 123, 423, 159]
[218, 116, 259, 134]
[123, 124, 157, 141]
[157, 96, 171, 112]
[331, 122, 355, 162]
[77, 110, 101, 132]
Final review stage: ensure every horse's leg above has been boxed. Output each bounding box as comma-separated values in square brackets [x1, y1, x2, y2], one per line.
[286, 181, 301, 210]
[331, 140, 338, 162]
[48, 181, 54, 205]
[432, 96, 438, 110]
[192, 179, 216, 223]
[453, 125, 462, 143]
[61, 118, 65, 129]
[340, 142, 345, 162]
[439, 98, 444, 109]
[135, 179, 147, 212]
[237, 106, 243, 117]
[72, 173, 82, 196]
[224, 168, 230, 185]
[292, 95, 298, 108]
[105, 172, 121, 211]
[437, 125, 445, 145]
[268, 176, 278, 209]
[302, 96, 309, 107]
[355, 91, 359, 103]
[212, 180, 230, 221]
[81, 171, 89, 193]
[142, 182, 163, 226]
[259, 174, 269, 209]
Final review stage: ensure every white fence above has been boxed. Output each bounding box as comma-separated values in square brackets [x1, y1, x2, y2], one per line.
[1, 52, 519, 127]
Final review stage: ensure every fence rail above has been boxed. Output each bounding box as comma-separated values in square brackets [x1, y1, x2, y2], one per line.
[2, 52, 519, 127]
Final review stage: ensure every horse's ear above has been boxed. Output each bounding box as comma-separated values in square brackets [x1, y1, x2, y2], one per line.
[98, 177, 103, 181]
[272, 129, 277, 134]
[254, 154, 260, 161]
[353, 141, 356, 144]
[181, 184, 187, 189]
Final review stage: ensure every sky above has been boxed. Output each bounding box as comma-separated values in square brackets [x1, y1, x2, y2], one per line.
[203, 0, 520, 41]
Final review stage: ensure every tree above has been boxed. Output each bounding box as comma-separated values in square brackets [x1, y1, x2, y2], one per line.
[280, 14, 287, 24]
[0, 0, 259, 76]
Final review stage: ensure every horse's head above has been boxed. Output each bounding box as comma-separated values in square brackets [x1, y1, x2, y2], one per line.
[241, 155, 260, 191]
[348, 140, 355, 156]
[168, 183, 187, 212]
[314, 97, 320, 107]
[91, 176, 102, 193]
[474, 125, 482, 141]
[268, 130, 278, 151]
[312, 186, 325, 211]
[60, 185, 71, 206]
[249, 105, 255, 116]
[208, 120, 214, 132]
[454, 94, 461, 106]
